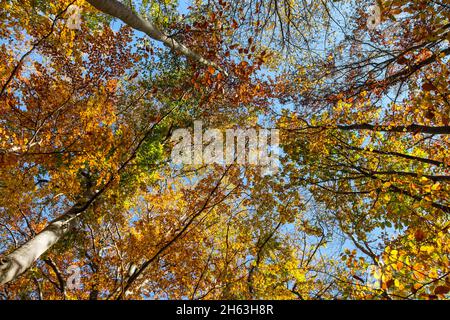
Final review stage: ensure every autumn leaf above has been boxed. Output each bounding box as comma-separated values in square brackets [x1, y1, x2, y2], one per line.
[434, 286, 450, 295]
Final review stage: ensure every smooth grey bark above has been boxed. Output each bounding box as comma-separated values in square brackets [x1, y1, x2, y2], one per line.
[85, 0, 223, 72]
[0, 193, 96, 285]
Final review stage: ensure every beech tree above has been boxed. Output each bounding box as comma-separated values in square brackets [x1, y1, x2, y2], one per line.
[1, 0, 449, 300]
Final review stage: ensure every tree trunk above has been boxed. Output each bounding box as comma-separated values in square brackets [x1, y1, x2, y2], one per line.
[85, 0, 222, 72]
[0, 195, 95, 285]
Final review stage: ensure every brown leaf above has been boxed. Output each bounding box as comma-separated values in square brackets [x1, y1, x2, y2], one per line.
[397, 56, 408, 65]
[442, 115, 449, 126]
[422, 82, 437, 92]
[385, 279, 395, 288]
[414, 229, 426, 242]
[434, 286, 450, 295]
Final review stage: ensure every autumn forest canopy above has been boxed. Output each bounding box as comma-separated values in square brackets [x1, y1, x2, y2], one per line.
[0, 0, 449, 300]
